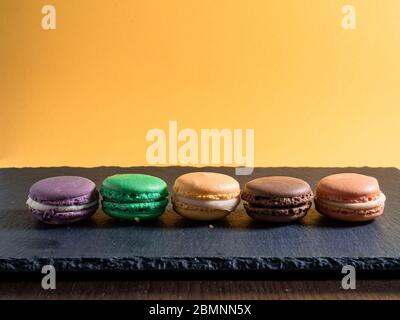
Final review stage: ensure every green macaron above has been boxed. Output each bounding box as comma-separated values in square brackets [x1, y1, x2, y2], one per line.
[100, 174, 169, 221]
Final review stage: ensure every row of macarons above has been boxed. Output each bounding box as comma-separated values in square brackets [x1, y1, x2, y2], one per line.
[26, 172, 386, 225]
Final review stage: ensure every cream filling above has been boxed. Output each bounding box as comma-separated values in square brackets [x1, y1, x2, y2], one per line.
[175, 194, 240, 212]
[27, 197, 98, 212]
[317, 192, 386, 210]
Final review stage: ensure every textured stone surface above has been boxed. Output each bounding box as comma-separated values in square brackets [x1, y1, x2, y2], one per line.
[0, 167, 400, 272]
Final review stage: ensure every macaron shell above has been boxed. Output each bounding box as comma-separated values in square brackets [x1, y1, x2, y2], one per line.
[172, 201, 231, 221]
[241, 191, 313, 207]
[29, 206, 98, 225]
[102, 199, 168, 213]
[316, 173, 381, 202]
[102, 199, 168, 220]
[172, 196, 237, 220]
[102, 206, 166, 221]
[247, 211, 308, 223]
[315, 200, 384, 222]
[244, 176, 312, 198]
[101, 174, 168, 195]
[244, 202, 311, 223]
[101, 187, 167, 203]
[29, 176, 98, 203]
[173, 172, 240, 200]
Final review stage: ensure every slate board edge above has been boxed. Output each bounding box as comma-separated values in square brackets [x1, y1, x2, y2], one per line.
[1, 257, 400, 272]
[2, 167, 400, 274]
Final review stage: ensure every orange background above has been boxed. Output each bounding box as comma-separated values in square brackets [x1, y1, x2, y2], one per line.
[1, 0, 400, 168]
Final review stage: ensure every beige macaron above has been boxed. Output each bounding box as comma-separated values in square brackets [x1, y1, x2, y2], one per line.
[172, 172, 241, 221]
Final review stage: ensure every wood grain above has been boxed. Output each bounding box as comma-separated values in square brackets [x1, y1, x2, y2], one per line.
[1, 278, 400, 300]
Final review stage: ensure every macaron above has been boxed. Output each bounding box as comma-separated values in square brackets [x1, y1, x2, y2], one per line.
[241, 176, 313, 223]
[100, 174, 168, 221]
[172, 172, 240, 221]
[27, 176, 99, 225]
[315, 173, 386, 222]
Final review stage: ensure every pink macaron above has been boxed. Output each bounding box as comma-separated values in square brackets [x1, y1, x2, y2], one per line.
[315, 173, 386, 222]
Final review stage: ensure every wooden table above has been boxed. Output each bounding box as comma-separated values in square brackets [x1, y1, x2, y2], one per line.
[1, 272, 400, 299]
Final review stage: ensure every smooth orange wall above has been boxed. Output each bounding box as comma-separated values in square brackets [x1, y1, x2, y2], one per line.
[1, 0, 399, 168]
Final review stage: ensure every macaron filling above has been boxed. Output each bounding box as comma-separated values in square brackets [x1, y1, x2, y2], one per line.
[174, 194, 240, 212]
[27, 197, 98, 212]
[28, 194, 97, 206]
[316, 192, 386, 210]
[242, 193, 314, 208]
[30, 207, 98, 222]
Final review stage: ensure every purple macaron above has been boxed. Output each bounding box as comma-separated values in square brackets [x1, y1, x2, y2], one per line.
[27, 176, 99, 225]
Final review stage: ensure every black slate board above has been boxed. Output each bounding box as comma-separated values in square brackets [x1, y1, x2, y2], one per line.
[0, 167, 399, 273]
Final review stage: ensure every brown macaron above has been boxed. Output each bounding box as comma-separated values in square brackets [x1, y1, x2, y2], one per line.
[172, 172, 241, 221]
[315, 173, 385, 222]
[241, 176, 313, 223]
